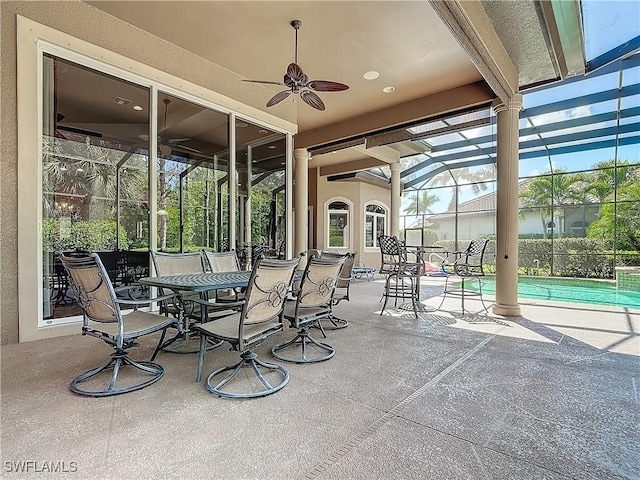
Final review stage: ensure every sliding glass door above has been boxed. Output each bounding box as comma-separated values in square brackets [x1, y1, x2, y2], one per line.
[40, 52, 290, 328]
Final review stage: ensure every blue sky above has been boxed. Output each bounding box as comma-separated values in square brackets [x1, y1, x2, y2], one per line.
[401, 1, 640, 216]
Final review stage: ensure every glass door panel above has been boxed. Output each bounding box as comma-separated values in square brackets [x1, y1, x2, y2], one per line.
[235, 120, 286, 267]
[155, 92, 230, 253]
[42, 54, 150, 323]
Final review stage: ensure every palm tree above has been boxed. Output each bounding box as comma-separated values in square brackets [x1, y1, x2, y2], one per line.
[426, 165, 495, 211]
[519, 169, 586, 238]
[583, 159, 637, 202]
[403, 191, 439, 215]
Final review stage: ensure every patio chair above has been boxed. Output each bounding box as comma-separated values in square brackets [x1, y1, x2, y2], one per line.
[272, 254, 347, 363]
[437, 239, 490, 314]
[317, 251, 356, 329]
[379, 236, 424, 318]
[150, 251, 234, 352]
[193, 256, 301, 398]
[150, 250, 206, 318]
[377, 235, 402, 276]
[203, 250, 245, 302]
[59, 252, 176, 397]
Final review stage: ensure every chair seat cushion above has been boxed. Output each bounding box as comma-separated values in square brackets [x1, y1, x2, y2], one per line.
[196, 314, 282, 343]
[283, 303, 331, 325]
[88, 310, 174, 340]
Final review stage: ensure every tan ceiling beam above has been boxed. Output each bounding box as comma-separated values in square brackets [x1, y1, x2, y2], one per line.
[399, 142, 432, 156]
[428, 0, 519, 104]
[319, 157, 386, 177]
[295, 81, 493, 149]
[352, 145, 399, 164]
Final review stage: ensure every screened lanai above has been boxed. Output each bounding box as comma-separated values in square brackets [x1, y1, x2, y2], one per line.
[378, 52, 640, 280]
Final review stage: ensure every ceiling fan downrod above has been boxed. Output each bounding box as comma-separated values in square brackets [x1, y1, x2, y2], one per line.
[291, 20, 302, 65]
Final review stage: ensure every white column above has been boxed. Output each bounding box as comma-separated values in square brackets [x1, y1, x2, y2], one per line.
[492, 94, 522, 317]
[294, 148, 309, 264]
[390, 162, 401, 237]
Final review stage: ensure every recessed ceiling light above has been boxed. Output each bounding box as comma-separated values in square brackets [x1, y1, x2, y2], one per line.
[268, 145, 276, 149]
[258, 129, 268, 134]
[363, 71, 379, 80]
[236, 122, 248, 128]
[383, 86, 395, 93]
[133, 105, 143, 111]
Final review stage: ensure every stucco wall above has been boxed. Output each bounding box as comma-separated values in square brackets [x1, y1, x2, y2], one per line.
[316, 177, 390, 269]
[0, 1, 295, 344]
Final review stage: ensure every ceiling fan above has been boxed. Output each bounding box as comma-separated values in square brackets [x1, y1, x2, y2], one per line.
[139, 98, 202, 156]
[243, 20, 349, 111]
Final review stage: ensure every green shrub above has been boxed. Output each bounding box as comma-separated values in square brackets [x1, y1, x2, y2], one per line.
[43, 218, 128, 252]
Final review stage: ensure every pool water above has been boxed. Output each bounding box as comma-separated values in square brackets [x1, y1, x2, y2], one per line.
[466, 276, 640, 309]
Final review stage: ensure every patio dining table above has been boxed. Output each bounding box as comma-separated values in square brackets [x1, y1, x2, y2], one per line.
[139, 271, 252, 353]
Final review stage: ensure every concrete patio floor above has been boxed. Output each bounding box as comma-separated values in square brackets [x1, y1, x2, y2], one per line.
[1, 276, 639, 479]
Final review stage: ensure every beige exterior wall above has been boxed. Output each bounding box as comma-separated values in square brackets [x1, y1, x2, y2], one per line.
[0, 1, 296, 344]
[316, 177, 390, 270]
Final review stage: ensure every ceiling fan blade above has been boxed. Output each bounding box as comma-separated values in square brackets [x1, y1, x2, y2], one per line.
[307, 80, 350, 92]
[287, 63, 305, 82]
[168, 138, 191, 143]
[266, 90, 292, 107]
[243, 79, 288, 87]
[300, 90, 325, 111]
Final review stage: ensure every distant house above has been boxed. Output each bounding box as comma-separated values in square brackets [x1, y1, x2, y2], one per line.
[421, 181, 600, 240]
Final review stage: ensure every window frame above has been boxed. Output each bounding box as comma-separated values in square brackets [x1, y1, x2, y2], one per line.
[325, 198, 352, 250]
[364, 202, 388, 249]
[17, 17, 295, 342]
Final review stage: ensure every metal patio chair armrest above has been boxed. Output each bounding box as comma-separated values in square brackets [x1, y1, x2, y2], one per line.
[115, 292, 178, 306]
[188, 296, 245, 310]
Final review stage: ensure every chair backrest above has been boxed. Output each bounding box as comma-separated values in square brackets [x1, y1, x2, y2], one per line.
[204, 250, 241, 273]
[238, 256, 301, 343]
[59, 252, 119, 323]
[123, 250, 150, 283]
[296, 255, 346, 309]
[151, 251, 205, 276]
[377, 235, 403, 274]
[306, 249, 321, 259]
[322, 251, 356, 289]
[463, 239, 489, 266]
[455, 239, 490, 276]
[95, 251, 120, 283]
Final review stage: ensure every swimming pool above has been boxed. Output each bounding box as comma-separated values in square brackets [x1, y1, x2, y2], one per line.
[466, 276, 640, 309]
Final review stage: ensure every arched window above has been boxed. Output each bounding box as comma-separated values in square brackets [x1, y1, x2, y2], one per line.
[365, 203, 387, 247]
[327, 201, 350, 248]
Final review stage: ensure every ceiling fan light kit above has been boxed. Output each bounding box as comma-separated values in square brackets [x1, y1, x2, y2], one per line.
[243, 19, 349, 111]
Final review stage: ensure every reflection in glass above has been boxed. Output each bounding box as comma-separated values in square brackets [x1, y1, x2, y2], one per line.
[238, 120, 286, 266]
[155, 92, 229, 253]
[42, 54, 150, 321]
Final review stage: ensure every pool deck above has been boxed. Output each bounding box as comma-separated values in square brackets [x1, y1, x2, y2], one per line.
[1, 275, 639, 479]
